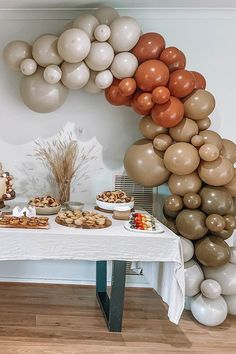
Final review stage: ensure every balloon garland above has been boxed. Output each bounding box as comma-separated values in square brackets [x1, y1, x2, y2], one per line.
[3, 6, 236, 326]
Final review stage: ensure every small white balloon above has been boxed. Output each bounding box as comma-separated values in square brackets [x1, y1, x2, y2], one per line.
[20, 58, 37, 76]
[185, 259, 204, 297]
[94, 24, 111, 42]
[61, 61, 90, 90]
[85, 41, 114, 71]
[44, 65, 62, 84]
[94, 7, 119, 25]
[111, 52, 138, 79]
[109, 16, 141, 52]
[230, 247, 236, 264]
[179, 236, 194, 262]
[191, 294, 227, 326]
[224, 294, 236, 315]
[73, 14, 99, 41]
[200, 279, 222, 299]
[83, 70, 101, 94]
[95, 70, 113, 89]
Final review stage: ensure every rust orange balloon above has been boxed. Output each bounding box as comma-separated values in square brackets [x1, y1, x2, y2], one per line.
[152, 86, 170, 104]
[191, 71, 206, 89]
[151, 96, 184, 128]
[168, 69, 195, 98]
[118, 78, 137, 97]
[137, 92, 155, 110]
[160, 47, 186, 72]
[131, 32, 165, 63]
[105, 79, 131, 106]
[131, 91, 152, 116]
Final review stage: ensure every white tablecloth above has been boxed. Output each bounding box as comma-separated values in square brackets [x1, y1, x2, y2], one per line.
[0, 208, 184, 324]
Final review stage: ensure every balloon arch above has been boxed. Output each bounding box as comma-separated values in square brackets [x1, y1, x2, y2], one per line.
[3, 6, 236, 326]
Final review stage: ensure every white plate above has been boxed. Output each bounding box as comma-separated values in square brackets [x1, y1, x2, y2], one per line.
[96, 199, 134, 211]
[124, 221, 164, 234]
[29, 204, 61, 215]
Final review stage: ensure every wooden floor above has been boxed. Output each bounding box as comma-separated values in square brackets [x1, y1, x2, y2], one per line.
[0, 284, 234, 354]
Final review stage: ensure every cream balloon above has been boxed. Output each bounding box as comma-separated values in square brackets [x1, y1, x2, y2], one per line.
[179, 236, 194, 262]
[184, 259, 204, 297]
[95, 70, 113, 89]
[20, 68, 68, 113]
[83, 70, 101, 94]
[184, 296, 193, 311]
[203, 263, 236, 295]
[191, 294, 227, 326]
[200, 279, 222, 299]
[111, 52, 138, 79]
[57, 29, 91, 64]
[32, 35, 62, 67]
[61, 61, 90, 90]
[85, 41, 114, 71]
[224, 294, 236, 315]
[94, 24, 111, 42]
[94, 6, 119, 25]
[20, 58, 37, 76]
[109, 16, 141, 52]
[3, 40, 31, 71]
[73, 14, 99, 41]
[229, 247, 236, 264]
[43, 65, 62, 84]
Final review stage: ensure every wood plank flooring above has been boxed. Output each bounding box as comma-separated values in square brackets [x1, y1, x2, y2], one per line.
[0, 283, 234, 353]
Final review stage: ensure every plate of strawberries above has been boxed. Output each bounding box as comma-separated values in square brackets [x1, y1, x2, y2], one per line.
[124, 212, 164, 234]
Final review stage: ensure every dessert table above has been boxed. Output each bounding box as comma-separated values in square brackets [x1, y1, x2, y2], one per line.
[0, 207, 185, 332]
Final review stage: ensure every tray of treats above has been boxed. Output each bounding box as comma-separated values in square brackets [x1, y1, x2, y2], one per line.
[124, 213, 164, 234]
[96, 190, 134, 211]
[29, 195, 61, 215]
[0, 215, 49, 229]
[56, 210, 112, 229]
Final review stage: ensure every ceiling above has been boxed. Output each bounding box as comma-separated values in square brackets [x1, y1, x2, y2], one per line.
[0, 0, 236, 9]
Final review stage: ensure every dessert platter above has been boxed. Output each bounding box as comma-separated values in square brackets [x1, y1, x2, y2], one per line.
[56, 209, 112, 229]
[0, 214, 49, 229]
[124, 213, 164, 234]
[29, 195, 61, 215]
[96, 190, 134, 211]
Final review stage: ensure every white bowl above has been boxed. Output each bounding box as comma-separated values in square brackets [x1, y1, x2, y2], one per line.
[31, 204, 61, 215]
[64, 201, 84, 212]
[96, 199, 134, 211]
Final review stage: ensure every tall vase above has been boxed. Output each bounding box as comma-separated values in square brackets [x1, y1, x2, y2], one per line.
[58, 179, 71, 205]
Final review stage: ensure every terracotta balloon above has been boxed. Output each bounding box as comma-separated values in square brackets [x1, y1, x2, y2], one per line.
[151, 96, 184, 128]
[131, 32, 165, 63]
[176, 209, 208, 240]
[199, 143, 220, 162]
[183, 89, 215, 120]
[221, 139, 236, 164]
[183, 192, 201, 209]
[224, 174, 236, 197]
[199, 130, 222, 150]
[164, 194, 183, 212]
[159, 46, 186, 72]
[206, 214, 226, 232]
[134, 59, 169, 92]
[168, 69, 195, 98]
[105, 79, 130, 106]
[118, 78, 136, 97]
[131, 92, 152, 115]
[136, 92, 155, 111]
[196, 117, 211, 131]
[168, 172, 202, 196]
[191, 71, 206, 89]
[199, 186, 233, 216]
[164, 142, 200, 175]
[212, 229, 233, 240]
[152, 86, 170, 104]
[124, 139, 170, 187]
[198, 156, 234, 186]
[224, 215, 236, 231]
[139, 115, 168, 139]
[153, 134, 172, 151]
[169, 117, 198, 142]
[191, 135, 204, 147]
[195, 236, 230, 267]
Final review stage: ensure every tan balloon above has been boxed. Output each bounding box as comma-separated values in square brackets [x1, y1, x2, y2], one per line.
[32, 35, 62, 67]
[164, 194, 183, 212]
[199, 130, 222, 150]
[228, 197, 236, 217]
[153, 134, 173, 151]
[164, 143, 200, 175]
[73, 14, 99, 41]
[83, 70, 101, 94]
[221, 139, 236, 164]
[195, 236, 230, 267]
[176, 209, 208, 240]
[199, 186, 233, 216]
[169, 117, 198, 142]
[20, 68, 68, 113]
[183, 89, 215, 120]
[85, 41, 114, 71]
[206, 214, 226, 232]
[199, 143, 220, 161]
[198, 156, 234, 186]
[196, 117, 211, 130]
[212, 229, 233, 240]
[183, 192, 201, 209]
[139, 115, 168, 139]
[224, 173, 236, 197]
[58, 29, 91, 63]
[191, 135, 204, 147]
[168, 172, 202, 196]
[3, 40, 31, 71]
[124, 139, 170, 187]
[224, 215, 236, 231]
[61, 61, 90, 90]
[164, 219, 178, 234]
[20, 58, 37, 76]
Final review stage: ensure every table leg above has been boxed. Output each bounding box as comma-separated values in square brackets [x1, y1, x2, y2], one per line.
[96, 260, 126, 332]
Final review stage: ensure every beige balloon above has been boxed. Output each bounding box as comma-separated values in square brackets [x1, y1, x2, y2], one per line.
[196, 117, 211, 130]
[20, 68, 68, 113]
[198, 156, 234, 186]
[83, 70, 101, 94]
[199, 143, 220, 161]
[94, 6, 119, 25]
[183, 192, 201, 209]
[139, 116, 167, 140]
[73, 14, 99, 41]
[164, 194, 183, 212]
[183, 89, 215, 120]
[191, 135, 204, 147]
[20, 58, 37, 76]
[169, 117, 198, 142]
[221, 139, 236, 164]
[111, 52, 138, 79]
[61, 61, 90, 90]
[153, 134, 172, 151]
[58, 29, 91, 64]
[32, 34, 62, 67]
[3, 40, 32, 71]
[224, 173, 236, 197]
[43, 65, 62, 84]
[168, 172, 202, 196]
[199, 130, 222, 150]
[85, 41, 114, 71]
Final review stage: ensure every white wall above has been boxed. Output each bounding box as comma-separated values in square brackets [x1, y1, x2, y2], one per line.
[0, 7, 235, 286]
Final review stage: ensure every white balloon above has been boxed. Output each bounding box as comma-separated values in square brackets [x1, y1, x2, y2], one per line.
[200, 279, 221, 299]
[185, 259, 204, 297]
[94, 6, 119, 25]
[83, 70, 101, 94]
[32, 34, 62, 67]
[20, 58, 37, 76]
[44, 65, 62, 84]
[73, 14, 99, 41]
[111, 52, 138, 80]
[3, 40, 32, 71]
[109, 16, 141, 52]
[203, 263, 236, 295]
[62, 20, 73, 32]
[191, 294, 227, 326]
[61, 61, 90, 90]
[224, 294, 236, 315]
[230, 247, 236, 264]
[94, 24, 111, 42]
[85, 41, 114, 71]
[57, 29, 91, 64]
[95, 70, 113, 89]
[179, 236, 194, 262]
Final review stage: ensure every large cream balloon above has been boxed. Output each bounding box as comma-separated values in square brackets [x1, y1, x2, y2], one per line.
[111, 52, 138, 79]
[85, 41, 114, 71]
[94, 24, 111, 42]
[224, 294, 236, 315]
[179, 236, 194, 262]
[191, 294, 227, 326]
[43, 65, 62, 84]
[164, 143, 200, 175]
[200, 279, 222, 299]
[94, 6, 119, 25]
[109, 16, 141, 52]
[168, 172, 202, 196]
[32, 35, 62, 67]
[83, 70, 101, 94]
[184, 259, 204, 297]
[73, 14, 99, 41]
[57, 29, 91, 63]
[3, 40, 31, 71]
[20, 58, 37, 76]
[95, 70, 113, 89]
[61, 61, 90, 90]
[203, 263, 236, 295]
[20, 68, 68, 113]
